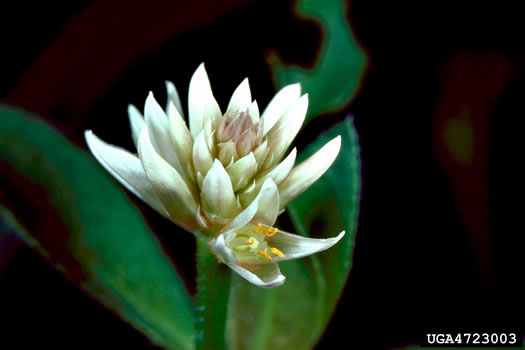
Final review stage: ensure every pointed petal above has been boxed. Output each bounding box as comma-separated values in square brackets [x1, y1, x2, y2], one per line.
[262, 83, 301, 136]
[137, 128, 198, 226]
[168, 101, 194, 173]
[265, 94, 308, 166]
[247, 100, 260, 123]
[188, 63, 220, 138]
[279, 136, 341, 209]
[227, 152, 257, 191]
[227, 78, 251, 114]
[227, 262, 285, 289]
[253, 139, 269, 170]
[267, 230, 345, 261]
[201, 159, 238, 221]
[203, 118, 216, 155]
[221, 178, 279, 236]
[258, 148, 296, 186]
[217, 141, 238, 165]
[195, 205, 210, 230]
[165, 80, 183, 116]
[145, 92, 186, 177]
[212, 234, 237, 264]
[128, 104, 144, 149]
[192, 131, 214, 176]
[85, 131, 168, 217]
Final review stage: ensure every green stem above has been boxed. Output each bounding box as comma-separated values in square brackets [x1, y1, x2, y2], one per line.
[195, 237, 231, 350]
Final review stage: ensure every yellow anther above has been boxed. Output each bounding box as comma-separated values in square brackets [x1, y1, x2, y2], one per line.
[263, 227, 278, 237]
[252, 224, 262, 233]
[270, 247, 285, 258]
[246, 238, 255, 245]
[257, 250, 272, 261]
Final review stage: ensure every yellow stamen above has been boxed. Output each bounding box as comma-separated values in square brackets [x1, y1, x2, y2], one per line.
[263, 227, 278, 237]
[257, 250, 272, 261]
[270, 247, 285, 258]
[246, 238, 255, 245]
[252, 223, 262, 233]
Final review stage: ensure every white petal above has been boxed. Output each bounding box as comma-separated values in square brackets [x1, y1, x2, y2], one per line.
[220, 178, 279, 237]
[128, 104, 144, 149]
[265, 94, 308, 167]
[137, 128, 198, 226]
[262, 83, 301, 136]
[279, 136, 341, 209]
[226, 78, 251, 114]
[84, 131, 168, 217]
[201, 159, 238, 221]
[227, 152, 257, 191]
[195, 205, 210, 230]
[145, 92, 186, 177]
[258, 148, 296, 186]
[227, 262, 285, 289]
[192, 131, 214, 176]
[247, 100, 260, 123]
[267, 230, 345, 261]
[253, 139, 269, 170]
[168, 101, 194, 173]
[212, 234, 237, 264]
[188, 63, 220, 138]
[165, 80, 183, 116]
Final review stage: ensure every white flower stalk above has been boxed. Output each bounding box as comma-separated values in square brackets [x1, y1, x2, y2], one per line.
[85, 63, 344, 288]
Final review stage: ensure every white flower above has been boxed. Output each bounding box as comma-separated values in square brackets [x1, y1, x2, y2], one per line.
[85, 63, 344, 288]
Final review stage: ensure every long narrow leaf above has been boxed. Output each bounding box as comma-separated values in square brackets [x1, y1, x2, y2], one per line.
[0, 105, 194, 350]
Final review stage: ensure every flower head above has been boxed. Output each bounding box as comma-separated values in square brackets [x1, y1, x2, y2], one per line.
[85, 63, 344, 288]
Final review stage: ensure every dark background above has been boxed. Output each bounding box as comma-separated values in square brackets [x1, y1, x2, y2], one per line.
[1, 0, 524, 348]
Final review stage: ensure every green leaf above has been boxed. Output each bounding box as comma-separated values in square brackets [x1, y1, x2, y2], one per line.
[226, 118, 361, 349]
[267, 0, 368, 121]
[194, 238, 231, 350]
[0, 105, 194, 350]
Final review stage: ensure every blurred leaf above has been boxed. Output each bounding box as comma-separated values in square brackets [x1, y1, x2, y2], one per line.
[194, 238, 231, 350]
[0, 105, 194, 350]
[227, 118, 361, 349]
[267, 0, 368, 121]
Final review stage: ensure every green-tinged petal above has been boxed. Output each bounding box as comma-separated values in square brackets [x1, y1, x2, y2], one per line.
[145, 92, 185, 177]
[226, 78, 251, 115]
[201, 160, 238, 223]
[192, 131, 214, 177]
[165, 80, 183, 116]
[168, 101, 194, 175]
[188, 63, 220, 138]
[128, 104, 144, 149]
[203, 118, 216, 156]
[267, 230, 345, 261]
[258, 147, 296, 186]
[217, 140, 238, 166]
[239, 148, 296, 206]
[220, 178, 279, 237]
[265, 94, 308, 166]
[85, 130, 168, 217]
[212, 233, 285, 289]
[253, 139, 269, 170]
[227, 152, 257, 191]
[137, 128, 198, 228]
[279, 135, 341, 209]
[261, 83, 301, 136]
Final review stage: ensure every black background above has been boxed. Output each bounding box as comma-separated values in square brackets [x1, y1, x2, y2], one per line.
[1, 0, 524, 349]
